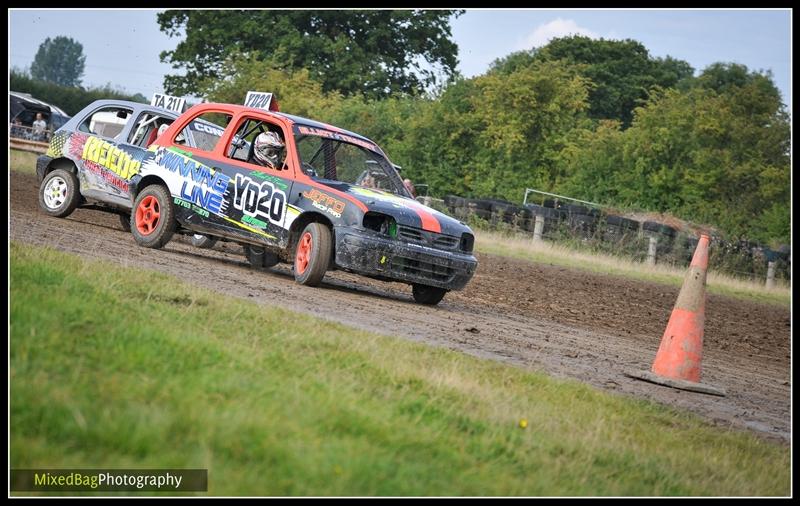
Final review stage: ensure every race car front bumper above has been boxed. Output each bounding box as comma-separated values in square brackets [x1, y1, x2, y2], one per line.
[334, 228, 478, 291]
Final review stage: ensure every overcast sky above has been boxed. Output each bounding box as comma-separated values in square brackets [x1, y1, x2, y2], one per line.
[8, 8, 792, 112]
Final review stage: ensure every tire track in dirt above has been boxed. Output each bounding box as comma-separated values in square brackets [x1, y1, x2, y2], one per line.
[10, 171, 791, 443]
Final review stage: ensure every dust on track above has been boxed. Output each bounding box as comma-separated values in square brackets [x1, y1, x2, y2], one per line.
[10, 171, 791, 443]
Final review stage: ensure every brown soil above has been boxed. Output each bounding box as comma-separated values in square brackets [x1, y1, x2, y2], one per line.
[10, 171, 791, 443]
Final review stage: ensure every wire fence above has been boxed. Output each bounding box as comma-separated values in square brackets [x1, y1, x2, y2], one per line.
[425, 195, 791, 286]
[10, 123, 54, 143]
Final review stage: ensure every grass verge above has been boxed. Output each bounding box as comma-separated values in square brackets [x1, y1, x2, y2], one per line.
[475, 230, 790, 307]
[10, 242, 790, 496]
[10, 148, 40, 175]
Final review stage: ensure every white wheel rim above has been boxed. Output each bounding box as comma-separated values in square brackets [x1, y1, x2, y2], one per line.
[193, 234, 205, 240]
[43, 176, 68, 209]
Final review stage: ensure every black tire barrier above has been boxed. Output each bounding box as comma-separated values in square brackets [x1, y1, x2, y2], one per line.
[518, 207, 533, 219]
[605, 215, 639, 230]
[489, 199, 516, 213]
[602, 215, 640, 244]
[524, 204, 562, 220]
[467, 198, 493, 211]
[564, 204, 589, 215]
[568, 213, 598, 238]
[642, 221, 677, 237]
[444, 195, 466, 209]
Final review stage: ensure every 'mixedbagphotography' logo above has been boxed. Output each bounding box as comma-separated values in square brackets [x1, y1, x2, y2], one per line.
[11, 469, 208, 492]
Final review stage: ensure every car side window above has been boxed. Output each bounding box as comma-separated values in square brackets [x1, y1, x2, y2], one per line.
[78, 106, 134, 140]
[128, 112, 173, 148]
[174, 112, 231, 153]
[225, 117, 288, 170]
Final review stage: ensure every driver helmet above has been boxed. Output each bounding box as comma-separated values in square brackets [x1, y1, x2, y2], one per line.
[253, 131, 284, 168]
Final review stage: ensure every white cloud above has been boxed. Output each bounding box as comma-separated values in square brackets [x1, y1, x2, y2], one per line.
[520, 18, 598, 50]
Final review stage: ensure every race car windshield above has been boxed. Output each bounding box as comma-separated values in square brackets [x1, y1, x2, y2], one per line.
[294, 127, 407, 196]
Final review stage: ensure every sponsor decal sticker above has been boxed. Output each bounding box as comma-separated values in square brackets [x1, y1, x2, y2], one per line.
[304, 188, 345, 218]
[153, 148, 230, 215]
[296, 125, 379, 153]
[83, 160, 129, 192]
[248, 171, 289, 191]
[174, 197, 210, 218]
[81, 137, 142, 180]
[191, 121, 224, 138]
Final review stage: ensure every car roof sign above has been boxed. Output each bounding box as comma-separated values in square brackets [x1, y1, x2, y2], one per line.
[151, 93, 186, 113]
[244, 91, 279, 111]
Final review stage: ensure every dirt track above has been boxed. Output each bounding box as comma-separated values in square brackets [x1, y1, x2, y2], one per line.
[10, 171, 791, 442]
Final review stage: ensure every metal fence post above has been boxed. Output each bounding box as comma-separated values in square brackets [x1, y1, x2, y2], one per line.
[532, 214, 545, 242]
[766, 261, 776, 289]
[647, 236, 658, 266]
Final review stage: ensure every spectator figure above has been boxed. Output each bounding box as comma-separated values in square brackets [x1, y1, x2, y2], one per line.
[361, 173, 377, 188]
[403, 178, 417, 198]
[10, 118, 25, 139]
[32, 113, 48, 141]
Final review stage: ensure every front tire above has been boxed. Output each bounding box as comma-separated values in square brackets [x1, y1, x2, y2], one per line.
[38, 168, 80, 218]
[131, 185, 176, 249]
[412, 284, 447, 305]
[293, 222, 332, 286]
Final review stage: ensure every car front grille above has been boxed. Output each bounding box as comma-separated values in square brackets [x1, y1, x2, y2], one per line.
[397, 225, 461, 251]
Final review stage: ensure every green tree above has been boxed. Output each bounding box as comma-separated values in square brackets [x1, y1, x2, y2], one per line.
[553, 60, 789, 244]
[198, 52, 343, 119]
[490, 36, 695, 127]
[11, 69, 146, 116]
[391, 61, 591, 200]
[158, 10, 463, 99]
[30, 36, 86, 87]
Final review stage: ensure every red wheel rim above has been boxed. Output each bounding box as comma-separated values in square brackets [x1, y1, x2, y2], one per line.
[295, 232, 312, 274]
[135, 195, 160, 236]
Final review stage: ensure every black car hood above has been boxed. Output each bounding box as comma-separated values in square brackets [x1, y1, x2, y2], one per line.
[320, 181, 469, 237]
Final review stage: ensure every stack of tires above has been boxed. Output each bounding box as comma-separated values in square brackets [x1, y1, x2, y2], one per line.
[465, 198, 493, 222]
[642, 221, 677, 256]
[489, 200, 522, 226]
[602, 215, 640, 245]
[563, 204, 600, 240]
[523, 203, 563, 235]
[443, 195, 467, 220]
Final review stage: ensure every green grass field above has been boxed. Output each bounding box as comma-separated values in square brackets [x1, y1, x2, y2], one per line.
[10, 242, 789, 496]
[10, 148, 40, 175]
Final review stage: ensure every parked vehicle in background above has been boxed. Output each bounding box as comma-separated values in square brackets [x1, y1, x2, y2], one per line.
[10, 91, 71, 142]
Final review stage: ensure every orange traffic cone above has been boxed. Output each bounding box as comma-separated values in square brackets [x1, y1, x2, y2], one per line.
[626, 234, 726, 396]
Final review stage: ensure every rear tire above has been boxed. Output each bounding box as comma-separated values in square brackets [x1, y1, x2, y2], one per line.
[131, 185, 176, 249]
[293, 222, 332, 286]
[412, 284, 447, 305]
[243, 244, 279, 269]
[191, 234, 218, 250]
[38, 168, 80, 218]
